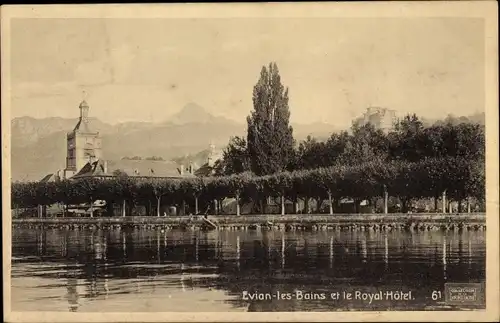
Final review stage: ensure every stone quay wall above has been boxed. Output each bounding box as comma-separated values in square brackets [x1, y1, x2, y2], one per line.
[12, 213, 486, 232]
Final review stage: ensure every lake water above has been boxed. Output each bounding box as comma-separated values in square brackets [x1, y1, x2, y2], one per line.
[11, 227, 486, 312]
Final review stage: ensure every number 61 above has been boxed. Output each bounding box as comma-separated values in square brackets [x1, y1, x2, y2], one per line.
[432, 291, 442, 300]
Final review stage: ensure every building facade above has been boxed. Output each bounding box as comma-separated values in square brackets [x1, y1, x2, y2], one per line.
[40, 100, 217, 183]
[64, 100, 103, 179]
[357, 107, 397, 133]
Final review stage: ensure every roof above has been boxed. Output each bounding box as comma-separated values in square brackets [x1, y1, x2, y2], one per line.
[40, 173, 57, 183]
[79, 100, 89, 108]
[194, 162, 215, 177]
[72, 159, 196, 179]
[73, 119, 95, 133]
[72, 100, 96, 133]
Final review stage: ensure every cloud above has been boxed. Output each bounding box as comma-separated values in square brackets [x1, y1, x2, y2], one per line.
[9, 17, 484, 126]
[108, 44, 137, 84]
[74, 59, 113, 88]
[11, 82, 78, 100]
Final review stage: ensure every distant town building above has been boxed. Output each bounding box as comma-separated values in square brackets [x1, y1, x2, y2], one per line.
[356, 107, 397, 133]
[207, 142, 223, 167]
[194, 142, 223, 177]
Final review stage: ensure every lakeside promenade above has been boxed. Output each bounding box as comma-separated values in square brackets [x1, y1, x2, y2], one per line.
[12, 213, 486, 231]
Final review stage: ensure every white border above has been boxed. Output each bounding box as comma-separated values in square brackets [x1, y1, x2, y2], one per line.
[2, 2, 499, 322]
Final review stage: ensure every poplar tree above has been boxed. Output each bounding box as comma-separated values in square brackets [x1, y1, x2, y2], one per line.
[247, 62, 294, 176]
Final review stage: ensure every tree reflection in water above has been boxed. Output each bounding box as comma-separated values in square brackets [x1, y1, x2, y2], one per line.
[12, 227, 485, 312]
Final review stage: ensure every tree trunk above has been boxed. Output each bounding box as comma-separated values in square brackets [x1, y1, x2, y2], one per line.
[106, 201, 114, 217]
[315, 198, 322, 213]
[90, 197, 94, 218]
[467, 197, 471, 213]
[368, 197, 373, 206]
[328, 190, 333, 215]
[304, 196, 310, 214]
[294, 197, 299, 214]
[182, 200, 186, 216]
[218, 199, 223, 215]
[195, 196, 199, 215]
[442, 191, 447, 213]
[384, 191, 389, 214]
[156, 197, 161, 217]
[354, 199, 360, 213]
[434, 195, 439, 212]
[236, 193, 241, 216]
[458, 200, 463, 213]
[213, 199, 218, 215]
[260, 196, 267, 214]
[281, 193, 285, 215]
[128, 201, 134, 217]
[122, 199, 126, 217]
[400, 198, 409, 213]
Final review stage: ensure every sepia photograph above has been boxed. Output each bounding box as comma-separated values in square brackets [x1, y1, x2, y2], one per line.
[2, 2, 499, 322]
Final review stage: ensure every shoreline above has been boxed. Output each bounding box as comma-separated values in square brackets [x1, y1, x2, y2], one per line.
[12, 213, 486, 232]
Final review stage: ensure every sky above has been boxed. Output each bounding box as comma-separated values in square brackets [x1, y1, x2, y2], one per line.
[9, 17, 484, 128]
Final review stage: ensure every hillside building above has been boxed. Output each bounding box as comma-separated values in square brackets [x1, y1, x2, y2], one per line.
[194, 143, 224, 177]
[356, 107, 397, 133]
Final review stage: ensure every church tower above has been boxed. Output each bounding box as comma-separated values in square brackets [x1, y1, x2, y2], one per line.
[207, 142, 216, 167]
[64, 100, 103, 178]
[207, 142, 223, 167]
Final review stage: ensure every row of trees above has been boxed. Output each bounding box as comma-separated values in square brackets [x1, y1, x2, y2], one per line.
[215, 114, 485, 176]
[12, 156, 484, 216]
[11, 62, 486, 216]
[208, 62, 485, 214]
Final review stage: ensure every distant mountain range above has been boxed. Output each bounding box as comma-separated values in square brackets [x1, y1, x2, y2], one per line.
[417, 112, 485, 128]
[10, 103, 341, 182]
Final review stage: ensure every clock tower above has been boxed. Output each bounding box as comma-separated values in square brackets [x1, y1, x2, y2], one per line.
[64, 100, 103, 178]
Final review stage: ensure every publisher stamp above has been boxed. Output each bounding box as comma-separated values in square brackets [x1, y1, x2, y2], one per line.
[445, 283, 485, 306]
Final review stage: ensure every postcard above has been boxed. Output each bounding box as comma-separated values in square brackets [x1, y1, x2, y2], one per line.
[2, 2, 499, 322]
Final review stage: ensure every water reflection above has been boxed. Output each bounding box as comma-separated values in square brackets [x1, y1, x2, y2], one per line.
[66, 271, 79, 312]
[12, 228, 486, 312]
[443, 236, 447, 280]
